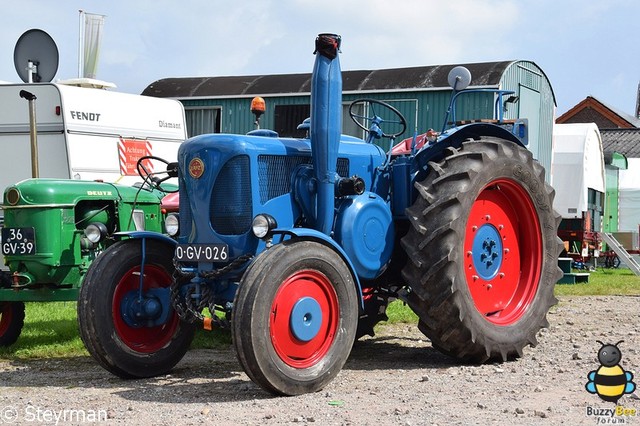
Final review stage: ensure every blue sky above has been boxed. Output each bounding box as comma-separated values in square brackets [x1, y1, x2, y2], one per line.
[1, 0, 638, 117]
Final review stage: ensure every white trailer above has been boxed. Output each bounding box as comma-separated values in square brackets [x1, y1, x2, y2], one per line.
[0, 82, 187, 196]
[551, 123, 605, 219]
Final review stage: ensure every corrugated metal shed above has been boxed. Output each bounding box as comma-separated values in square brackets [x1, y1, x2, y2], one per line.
[142, 61, 516, 98]
[142, 60, 556, 180]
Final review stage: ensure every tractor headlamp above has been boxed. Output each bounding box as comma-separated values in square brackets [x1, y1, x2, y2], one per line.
[84, 222, 108, 243]
[165, 213, 179, 237]
[6, 187, 20, 205]
[252, 214, 277, 239]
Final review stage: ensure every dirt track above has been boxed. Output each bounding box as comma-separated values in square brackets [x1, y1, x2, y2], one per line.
[0, 295, 639, 425]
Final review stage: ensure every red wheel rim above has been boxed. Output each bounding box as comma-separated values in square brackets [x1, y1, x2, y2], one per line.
[270, 270, 339, 368]
[463, 179, 542, 325]
[112, 265, 179, 353]
[0, 303, 12, 336]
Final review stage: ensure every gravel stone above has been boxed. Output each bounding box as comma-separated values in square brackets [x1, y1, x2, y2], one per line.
[0, 295, 638, 425]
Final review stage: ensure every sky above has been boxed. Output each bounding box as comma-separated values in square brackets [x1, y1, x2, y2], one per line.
[1, 0, 638, 118]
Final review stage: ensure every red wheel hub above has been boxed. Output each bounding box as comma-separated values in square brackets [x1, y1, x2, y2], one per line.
[112, 265, 179, 353]
[463, 179, 542, 325]
[270, 270, 339, 368]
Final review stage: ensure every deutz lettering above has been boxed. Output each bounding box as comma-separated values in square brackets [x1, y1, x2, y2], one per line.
[86, 190, 113, 196]
[70, 111, 101, 121]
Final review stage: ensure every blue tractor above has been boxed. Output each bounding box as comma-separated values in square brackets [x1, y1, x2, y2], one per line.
[77, 34, 562, 395]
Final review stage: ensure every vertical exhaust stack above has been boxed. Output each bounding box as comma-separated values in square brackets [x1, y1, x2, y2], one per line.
[310, 33, 342, 236]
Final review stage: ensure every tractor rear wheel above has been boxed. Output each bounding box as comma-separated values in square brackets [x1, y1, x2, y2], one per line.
[77, 239, 195, 378]
[232, 240, 358, 395]
[401, 138, 562, 362]
[0, 301, 25, 347]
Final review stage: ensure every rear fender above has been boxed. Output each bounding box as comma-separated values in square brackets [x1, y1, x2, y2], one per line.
[414, 123, 526, 176]
[270, 228, 364, 310]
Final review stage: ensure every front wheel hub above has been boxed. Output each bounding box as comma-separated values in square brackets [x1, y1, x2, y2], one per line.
[270, 270, 339, 368]
[290, 297, 323, 342]
[120, 288, 169, 327]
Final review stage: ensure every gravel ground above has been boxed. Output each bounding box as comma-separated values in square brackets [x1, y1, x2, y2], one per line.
[0, 295, 639, 425]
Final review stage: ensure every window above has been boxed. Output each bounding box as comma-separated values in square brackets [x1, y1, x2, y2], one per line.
[185, 107, 221, 137]
[274, 105, 310, 138]
[342, 102, 365, 139]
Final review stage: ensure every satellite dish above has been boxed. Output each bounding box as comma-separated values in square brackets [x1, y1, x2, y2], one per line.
[447, 66, 472, 91]
[13, 29, 59, 83]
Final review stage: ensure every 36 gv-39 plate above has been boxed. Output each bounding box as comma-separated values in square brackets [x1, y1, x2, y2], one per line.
[175, 243, 229, 262]
[1, 227, 36, 255]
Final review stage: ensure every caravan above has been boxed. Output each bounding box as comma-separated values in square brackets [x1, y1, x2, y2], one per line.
[0, 82, 187, 193]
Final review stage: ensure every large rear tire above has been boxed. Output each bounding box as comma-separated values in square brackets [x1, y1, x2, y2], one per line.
[77, 239, 195, 378]
[0, 301, 25, 347]
[401, 138, 562, 362]
[232, 240, 358, 395]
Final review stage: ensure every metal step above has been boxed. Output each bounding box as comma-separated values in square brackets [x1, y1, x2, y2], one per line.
[601, 233, 640, 276]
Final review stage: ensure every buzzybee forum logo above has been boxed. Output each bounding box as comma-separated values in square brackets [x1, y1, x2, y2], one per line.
[586, 341, 636, 403]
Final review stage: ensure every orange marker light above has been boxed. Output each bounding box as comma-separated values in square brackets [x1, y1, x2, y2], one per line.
[250, 96, 266, 115]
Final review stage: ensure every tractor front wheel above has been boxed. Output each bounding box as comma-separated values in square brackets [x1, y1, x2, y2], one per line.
[0, 301, 25, 347]
[402, 138, 562, 362]
[77, 239, 195, 378]
[232, 240, 358, 395]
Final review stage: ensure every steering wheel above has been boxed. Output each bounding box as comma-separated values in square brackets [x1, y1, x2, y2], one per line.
[136, 155, 179, 193]
[348, 98, 407, 140]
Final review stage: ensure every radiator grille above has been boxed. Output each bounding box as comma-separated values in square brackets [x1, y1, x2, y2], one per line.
[210, 156, 252, 235]
[178, 177, 192, 237]
[257, 155, 349, 204]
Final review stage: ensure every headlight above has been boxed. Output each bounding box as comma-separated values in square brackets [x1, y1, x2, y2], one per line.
[165, 213, 179, 237]
[251, 214, 277, 239]
[84, 222, 108, 243]
[5, 188, 20, 205]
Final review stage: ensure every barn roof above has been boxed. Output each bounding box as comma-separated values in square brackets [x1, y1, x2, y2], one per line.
[141, 60, 515, 99]
[601, 128, 640, 158]
[557, 96, 640, 129]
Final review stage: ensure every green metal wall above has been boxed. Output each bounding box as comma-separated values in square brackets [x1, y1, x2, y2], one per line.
[498, 61, 556, 181]
[603, 153, 627, 233]
[604, 167, 619, 233]
[179, 60, 556, 181]
[184, 90, 500, 140]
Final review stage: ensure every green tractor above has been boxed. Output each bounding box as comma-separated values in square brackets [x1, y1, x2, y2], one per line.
[0, 157, 178, 345]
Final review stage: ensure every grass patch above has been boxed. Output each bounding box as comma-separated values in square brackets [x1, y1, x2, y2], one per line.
[555, 267, 640, 296]
[1, 266, 637, 360]
[0, 302, 231, 361]
[0, 302, 86, 360]
[386, 299, 418, 323]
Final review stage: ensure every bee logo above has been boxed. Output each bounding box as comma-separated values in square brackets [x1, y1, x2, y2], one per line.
[586, 340, 636, 403]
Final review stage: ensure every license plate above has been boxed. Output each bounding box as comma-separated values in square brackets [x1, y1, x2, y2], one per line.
[175, 243, 229, 262]
[1, 227, 36, 256]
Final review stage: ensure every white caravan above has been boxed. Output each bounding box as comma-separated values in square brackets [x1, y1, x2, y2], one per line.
[0, 82, 187, 200]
